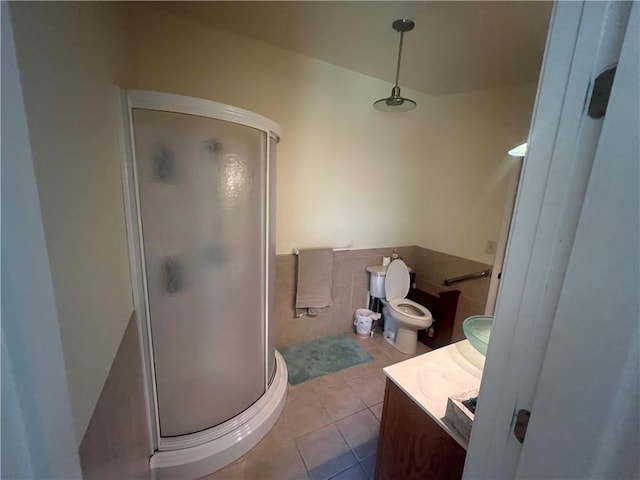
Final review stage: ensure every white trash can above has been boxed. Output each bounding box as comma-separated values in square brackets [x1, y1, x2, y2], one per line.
[354, 309, 381, 337]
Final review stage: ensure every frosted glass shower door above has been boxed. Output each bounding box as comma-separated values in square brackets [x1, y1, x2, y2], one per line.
[132, 109, 266, 437]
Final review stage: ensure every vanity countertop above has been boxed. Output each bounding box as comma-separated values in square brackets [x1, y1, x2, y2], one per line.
[383, 340, 485, 450]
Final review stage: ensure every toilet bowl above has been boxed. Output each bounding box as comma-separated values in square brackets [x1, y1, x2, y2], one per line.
[383, 259, 433, 354]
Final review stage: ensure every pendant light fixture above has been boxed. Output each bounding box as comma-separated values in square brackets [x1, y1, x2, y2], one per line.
[374, 19, 416, 112]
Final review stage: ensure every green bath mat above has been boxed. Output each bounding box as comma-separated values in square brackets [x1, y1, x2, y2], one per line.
[281, 333, 373, 385]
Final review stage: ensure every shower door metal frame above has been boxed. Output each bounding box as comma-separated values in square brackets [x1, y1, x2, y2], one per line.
[119, 89, 281, 452]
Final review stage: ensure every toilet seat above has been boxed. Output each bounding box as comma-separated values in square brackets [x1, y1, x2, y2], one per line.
[384, 259, 410, 300]
[389, 298, 432, 328]
[385, 259, 433, 329]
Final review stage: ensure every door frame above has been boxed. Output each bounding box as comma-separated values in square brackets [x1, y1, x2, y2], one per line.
[464, 1, 633, 477]
[484, 156, 523, 316]
[1, 4, 82, 477]
[515, 3, 639, 474]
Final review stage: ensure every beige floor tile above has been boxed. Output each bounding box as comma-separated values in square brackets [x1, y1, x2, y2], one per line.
[201, 458, 245, 479]
[318, 383, 367, 422]
[385, 347, 414, 364]
[381, 356, 401, 367]
[335, 409, 380, 461]
[369, 402, 384, 421]
[379, 335, 396, 349]
[365, 345, 388, 357]
[310, 371, 346, 392]
[288, 370, 343, 401]
[368, 354, 395, 372]
[296, 424, 357, 480]
[348, 373, 386, 407]
[358, 339, 382, 353]
[283, 394, 333, 438]
[244, 414, 295, 461]
[371, 332, 386, 345]
[287, 379, 320, 402]
[373, 370, 387, 384]
[336, 363, 371, 383]
[416, 341, 432, 355]
[243, 444, 309, 480]
[287, 382, 323, 405]
[375, 347, 399, 362]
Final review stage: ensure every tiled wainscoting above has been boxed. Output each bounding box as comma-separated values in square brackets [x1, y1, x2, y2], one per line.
[79, 313, 151, 479]
[275, 247, 414, 348]
[411, 246, 492, 342]
[275, 246, 491, 348]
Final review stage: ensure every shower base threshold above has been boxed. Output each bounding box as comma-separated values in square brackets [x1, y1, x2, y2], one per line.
[150, 351, 288, 479]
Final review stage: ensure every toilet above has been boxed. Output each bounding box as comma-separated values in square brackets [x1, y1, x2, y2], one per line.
[382, 259, 433, 354]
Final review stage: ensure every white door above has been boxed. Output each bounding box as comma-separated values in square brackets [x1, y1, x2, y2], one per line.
[514, 4, 639, 477]
[464, 2, 638, 478]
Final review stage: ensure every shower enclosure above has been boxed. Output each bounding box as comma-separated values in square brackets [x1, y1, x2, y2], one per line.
[121, 90, 287, 478]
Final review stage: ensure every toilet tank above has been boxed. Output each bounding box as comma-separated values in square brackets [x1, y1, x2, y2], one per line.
[366, 265, 388, 298]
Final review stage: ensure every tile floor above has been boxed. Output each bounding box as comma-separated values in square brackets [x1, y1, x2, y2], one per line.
[204, 331, 431, 480]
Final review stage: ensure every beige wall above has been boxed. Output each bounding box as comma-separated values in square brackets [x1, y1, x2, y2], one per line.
[126, 5, 536, 263]
[413, 87, 535, 263]
[10, 3, 134, 444]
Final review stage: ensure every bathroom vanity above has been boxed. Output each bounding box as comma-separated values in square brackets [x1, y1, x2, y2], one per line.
[376, 340, 484, 480]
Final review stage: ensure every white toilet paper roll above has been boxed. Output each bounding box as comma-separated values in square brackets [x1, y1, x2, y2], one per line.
[382, 256, 391, 267]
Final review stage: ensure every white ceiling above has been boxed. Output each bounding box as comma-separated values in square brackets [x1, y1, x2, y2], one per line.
[154, 1, 553, 96]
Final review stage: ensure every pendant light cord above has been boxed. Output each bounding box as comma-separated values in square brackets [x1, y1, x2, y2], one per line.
[394, 31, 404, 88]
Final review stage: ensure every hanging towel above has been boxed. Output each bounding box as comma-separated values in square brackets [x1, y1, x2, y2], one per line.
[295, 248, 334, 317]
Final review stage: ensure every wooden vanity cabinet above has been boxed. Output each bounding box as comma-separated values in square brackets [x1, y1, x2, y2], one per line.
[375, 379, 466, 480]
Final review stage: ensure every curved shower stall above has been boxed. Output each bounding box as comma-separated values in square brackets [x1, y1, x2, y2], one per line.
[121, 90, 287, 478]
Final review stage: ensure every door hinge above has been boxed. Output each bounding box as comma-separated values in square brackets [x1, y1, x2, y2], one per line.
[588, 66, 617, 119]
[514, 409, 531, 444]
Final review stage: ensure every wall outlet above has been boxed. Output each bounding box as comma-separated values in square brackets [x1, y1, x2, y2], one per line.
[485, 240, 497, 255]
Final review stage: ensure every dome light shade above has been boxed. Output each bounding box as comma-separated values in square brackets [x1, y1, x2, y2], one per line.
[374, 86, 417, 112]
[374, 19, 416, 112]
